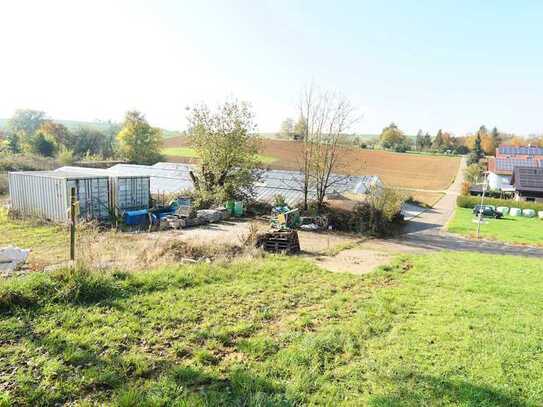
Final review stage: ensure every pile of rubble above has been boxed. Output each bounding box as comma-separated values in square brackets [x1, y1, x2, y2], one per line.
[160, 207, 231, 230]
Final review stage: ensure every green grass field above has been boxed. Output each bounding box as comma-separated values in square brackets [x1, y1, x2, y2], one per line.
[161, 147, 200, 158]
[1, 252, 542, 405]
[162, 147, 278, 164]
[448, 207, 543, 246]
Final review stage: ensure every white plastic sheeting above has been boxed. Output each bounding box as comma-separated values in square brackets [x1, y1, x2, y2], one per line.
[0, 246, 30, 275]
[58, 163, 383, 206]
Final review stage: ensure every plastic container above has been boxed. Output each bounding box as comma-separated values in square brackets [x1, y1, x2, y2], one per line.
[523, 209, 536, 218]
[225, 200, 235, 216]
[496, 207, 509, 215]
[233, 201, 245, 217]
[510, 208, 522, 217]
[124, 209, 149, 225]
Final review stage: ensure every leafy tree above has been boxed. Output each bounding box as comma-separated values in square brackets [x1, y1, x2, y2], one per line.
[490, 126, 500, 150]
[5, 131, 22, 153]
[65, 128, 105, 157]
[477, 125, 488, 137]
[467, 133, 485, 164]
[474, 133, 484, 157]
[415, 130, 424, 151]
[38, 121, 71, 147]
[29, 132, 57, 157]
[280, 118, 294, 138]
[7, 109, 46, 137]
[466, 125, 496, 155]
[464, 163, 484, 184]
[379, 123, 409, 152]
[432, 129, 444, 150]
[117, 111, 163, 164]
[481, 135, 497, 155]
[100, 122, 121, 159]
[187, 101, 260, 203]
[422, 132, 432, 150]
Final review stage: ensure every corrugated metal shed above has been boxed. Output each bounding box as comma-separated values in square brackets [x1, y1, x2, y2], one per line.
[8, 171, 110, 222]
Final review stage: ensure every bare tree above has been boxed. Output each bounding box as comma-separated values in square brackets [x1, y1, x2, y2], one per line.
[297, 84, 359, 211]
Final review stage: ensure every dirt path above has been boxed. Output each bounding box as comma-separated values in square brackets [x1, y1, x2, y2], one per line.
[402, 155, 466, 235]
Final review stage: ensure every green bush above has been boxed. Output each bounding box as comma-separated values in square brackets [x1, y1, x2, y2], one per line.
[327, 202, 404, 237]
[58, 148, 75, 165]
[457, 195, 543, 211]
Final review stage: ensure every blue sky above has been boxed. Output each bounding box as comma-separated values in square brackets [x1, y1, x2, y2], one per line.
[1, 0, 542, 135]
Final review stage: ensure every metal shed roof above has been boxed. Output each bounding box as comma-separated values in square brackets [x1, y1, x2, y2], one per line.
[10, 170, 109, 180]
[56, 166, 150, 179]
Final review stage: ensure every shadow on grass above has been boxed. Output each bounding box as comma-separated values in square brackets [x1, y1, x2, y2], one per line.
[14, 327, 294, 405]
[369, 373, 529, 407]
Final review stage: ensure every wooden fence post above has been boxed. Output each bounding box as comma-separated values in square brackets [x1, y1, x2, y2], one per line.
[70, 187, 76, 261]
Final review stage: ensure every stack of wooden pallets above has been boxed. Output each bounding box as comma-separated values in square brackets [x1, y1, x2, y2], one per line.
[256, 230, 300, 254]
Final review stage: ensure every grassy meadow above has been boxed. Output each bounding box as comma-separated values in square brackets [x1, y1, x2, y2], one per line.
[1, 252, 542, 405]
[161, 147, 278, 164]
[448, 207, 543, 247]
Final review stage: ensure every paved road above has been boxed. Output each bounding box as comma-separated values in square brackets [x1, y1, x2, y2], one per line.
[397, 157, 543, 258]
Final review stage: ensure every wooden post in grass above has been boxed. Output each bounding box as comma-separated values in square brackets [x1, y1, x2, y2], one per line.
[70, 187, 76, 261]
[476, 173, 488, 240]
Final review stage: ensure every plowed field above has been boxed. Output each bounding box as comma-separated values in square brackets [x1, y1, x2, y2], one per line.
[164, 137, 460, 191]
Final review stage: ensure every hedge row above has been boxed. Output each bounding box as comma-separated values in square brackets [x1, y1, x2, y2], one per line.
[457, 195, 543, 211]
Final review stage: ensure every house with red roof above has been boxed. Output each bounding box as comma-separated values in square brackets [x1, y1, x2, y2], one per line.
[486, 145, 543, 192]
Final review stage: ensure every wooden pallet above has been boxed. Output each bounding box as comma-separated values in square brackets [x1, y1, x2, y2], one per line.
[256, 230, 300, 254]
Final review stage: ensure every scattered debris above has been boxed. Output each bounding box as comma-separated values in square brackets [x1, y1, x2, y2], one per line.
[300, 223, 320, 231]
[161, 208, 230, 230]
[300, 216, 329, 230]
[0, 246, 30, 276]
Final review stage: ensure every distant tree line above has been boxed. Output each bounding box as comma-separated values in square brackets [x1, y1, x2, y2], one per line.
[0, 109, 163, 165]
[278, 116, 543, 162]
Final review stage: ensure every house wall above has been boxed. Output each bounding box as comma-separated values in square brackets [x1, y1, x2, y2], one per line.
[487, 172, 512, 191]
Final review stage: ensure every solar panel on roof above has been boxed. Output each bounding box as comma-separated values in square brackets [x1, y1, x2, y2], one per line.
[495, 158, 541, 172]
[498, 146, 543, 156]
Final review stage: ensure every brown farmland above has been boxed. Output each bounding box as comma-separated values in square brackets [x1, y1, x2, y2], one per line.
[164, 137, 460, 191]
